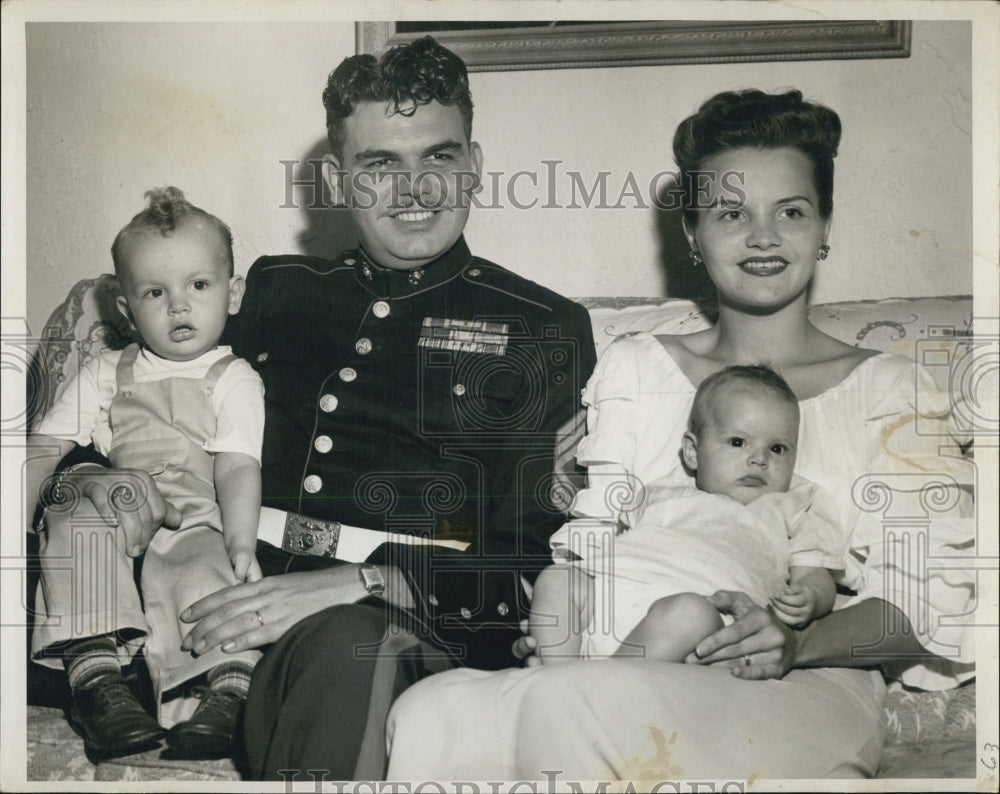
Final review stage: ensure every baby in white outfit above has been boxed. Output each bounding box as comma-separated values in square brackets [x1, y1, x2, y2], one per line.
[530, 364, 844, 664]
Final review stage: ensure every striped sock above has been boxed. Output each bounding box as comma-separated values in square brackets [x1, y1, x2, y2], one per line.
[64, 635, 121, 691]
[206, 660, 254, 699]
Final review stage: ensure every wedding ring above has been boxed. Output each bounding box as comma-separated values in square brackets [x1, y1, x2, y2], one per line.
[253, 610, 264, 627]
[744, 654, 752, 666]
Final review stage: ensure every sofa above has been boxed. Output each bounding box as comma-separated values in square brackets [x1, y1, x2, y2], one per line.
[23, 275, 978, 782]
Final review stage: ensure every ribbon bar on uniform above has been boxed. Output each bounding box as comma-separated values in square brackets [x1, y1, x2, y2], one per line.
[418, 317, 509, 356]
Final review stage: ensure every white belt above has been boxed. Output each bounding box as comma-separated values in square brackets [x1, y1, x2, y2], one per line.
[258, 506, 470, 563]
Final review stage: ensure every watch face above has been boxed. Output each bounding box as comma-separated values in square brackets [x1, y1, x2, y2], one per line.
[360, 564, 386, 594]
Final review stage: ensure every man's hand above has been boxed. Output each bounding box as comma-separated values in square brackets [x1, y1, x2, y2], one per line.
[55, 465, 181, 556]
[770, 583, 818, 627]
[179, 566, 367, 655]
[684, 590, 799, 680]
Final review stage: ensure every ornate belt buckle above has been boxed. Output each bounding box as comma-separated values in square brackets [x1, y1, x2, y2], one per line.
[282, 512, 341, 558]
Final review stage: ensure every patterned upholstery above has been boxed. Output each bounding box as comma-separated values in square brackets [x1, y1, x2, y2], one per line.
[25, 280, 977, 781]
[883, 679, 977, 745]
[31, 281, 976, 430]
[878, 681, 977, 778]
[26, 704, 241, 781]
[28, 274, 137, 431]
[580, 295, 979, 442]
[580, 295, 975, 392]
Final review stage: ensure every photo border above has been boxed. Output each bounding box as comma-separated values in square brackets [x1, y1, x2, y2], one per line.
[1, 2, 996, 792]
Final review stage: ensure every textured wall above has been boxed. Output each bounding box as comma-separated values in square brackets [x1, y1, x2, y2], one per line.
[25, 21, 971, 339]
[465, 20, 972, 303]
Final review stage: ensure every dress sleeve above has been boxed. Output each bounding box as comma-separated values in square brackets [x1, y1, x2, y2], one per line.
[864, 359, 972, 483]
[567, 336, 645, 524]
[841, 359, 976, 690]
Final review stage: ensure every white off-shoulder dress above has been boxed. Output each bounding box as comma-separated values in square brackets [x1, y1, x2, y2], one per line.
[386, 332, 975, 782]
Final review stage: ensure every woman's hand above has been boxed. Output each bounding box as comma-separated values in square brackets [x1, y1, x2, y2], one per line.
[179, 566, 363, 655]
[684, 590, 799, 680]
[57, 465, 181, 556]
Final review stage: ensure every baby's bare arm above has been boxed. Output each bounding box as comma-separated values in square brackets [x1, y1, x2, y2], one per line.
[215, 451, 261, 581]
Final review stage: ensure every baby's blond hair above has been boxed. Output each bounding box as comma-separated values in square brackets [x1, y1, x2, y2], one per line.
[111, 187, 233, 277]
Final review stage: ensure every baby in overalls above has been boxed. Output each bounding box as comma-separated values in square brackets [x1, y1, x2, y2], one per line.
[27, 187, 264, 761]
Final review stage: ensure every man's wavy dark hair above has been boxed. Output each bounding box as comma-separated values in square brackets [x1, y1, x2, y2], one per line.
[322, 35, 473, 160]
[673, 89, 842, 225]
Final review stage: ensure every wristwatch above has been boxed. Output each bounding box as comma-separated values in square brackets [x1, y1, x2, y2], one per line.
[358, 564, 386, 596]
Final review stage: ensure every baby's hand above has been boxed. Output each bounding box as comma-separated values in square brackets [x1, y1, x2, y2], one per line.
[770, 583, 817, 627]
[229, 546, 263, 583]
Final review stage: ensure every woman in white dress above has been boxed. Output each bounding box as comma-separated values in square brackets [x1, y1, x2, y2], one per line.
[385, 89, 975, 782]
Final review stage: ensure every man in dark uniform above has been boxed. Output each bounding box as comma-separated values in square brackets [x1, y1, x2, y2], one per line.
[172, 36, 597, 779]
[40, 35, 594, 778]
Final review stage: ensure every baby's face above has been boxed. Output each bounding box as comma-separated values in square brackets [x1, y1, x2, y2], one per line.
[116, 222, 243, 361]
[690, 385, 799, 505]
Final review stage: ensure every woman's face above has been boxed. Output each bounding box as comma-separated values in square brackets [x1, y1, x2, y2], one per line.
[684, 146, 831, 313]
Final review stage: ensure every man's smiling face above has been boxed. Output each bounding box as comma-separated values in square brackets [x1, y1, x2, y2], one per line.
[325, 100, 483, 270]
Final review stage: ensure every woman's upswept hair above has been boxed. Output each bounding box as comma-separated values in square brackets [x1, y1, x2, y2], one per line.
[688, 364, 799, 436]
[111, 186, 234, 276]
[322, 35, 473, 160]
[673, 89, 842, 225]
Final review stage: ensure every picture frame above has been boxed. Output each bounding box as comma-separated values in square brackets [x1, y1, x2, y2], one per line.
[357, 20, 912, 72]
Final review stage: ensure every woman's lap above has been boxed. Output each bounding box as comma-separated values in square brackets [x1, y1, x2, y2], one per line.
[387, 665, 530, 780]
[387, 661, 886, 782]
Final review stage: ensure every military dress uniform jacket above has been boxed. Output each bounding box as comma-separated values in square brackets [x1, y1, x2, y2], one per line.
[223, 237, 597, 669]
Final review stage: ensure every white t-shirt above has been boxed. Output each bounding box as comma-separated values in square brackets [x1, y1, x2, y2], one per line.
[37, 345, 264, 463]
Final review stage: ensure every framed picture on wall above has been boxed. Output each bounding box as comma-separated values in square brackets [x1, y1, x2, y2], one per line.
[357, 20, 911, 71]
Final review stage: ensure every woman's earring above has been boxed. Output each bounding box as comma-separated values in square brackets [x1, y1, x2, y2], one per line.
[689, 250, 703, 268]
[817, 244, 830, 261]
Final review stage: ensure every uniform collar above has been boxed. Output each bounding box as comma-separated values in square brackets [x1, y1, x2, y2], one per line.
[352, 237, 473, 299]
